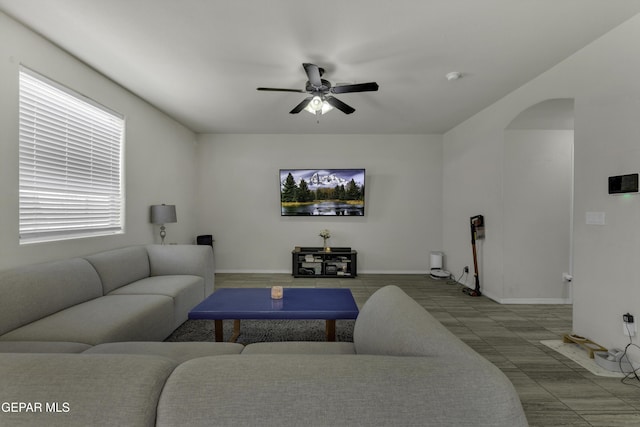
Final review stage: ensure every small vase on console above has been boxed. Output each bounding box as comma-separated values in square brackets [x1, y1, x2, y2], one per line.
[319, 229, 331, 253]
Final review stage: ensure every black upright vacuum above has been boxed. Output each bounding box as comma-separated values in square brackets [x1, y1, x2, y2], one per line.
[463, 215, 484, 297]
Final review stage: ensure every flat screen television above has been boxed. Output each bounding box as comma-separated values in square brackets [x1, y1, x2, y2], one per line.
[279, 169, 365, 216]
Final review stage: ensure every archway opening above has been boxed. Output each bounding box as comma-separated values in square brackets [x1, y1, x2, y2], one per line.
[503, 99, 574, 302]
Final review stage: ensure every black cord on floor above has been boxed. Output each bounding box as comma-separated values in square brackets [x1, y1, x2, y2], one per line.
[447, 270, 467, 286]
[620, 323, 640, 387]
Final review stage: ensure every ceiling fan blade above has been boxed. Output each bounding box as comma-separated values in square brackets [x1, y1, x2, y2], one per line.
[289, 96, 313, 114]
[325, 96, 355, 114]
[302, 63, 323, 88]
[257, 87, 306, 93]
[331, 82, 379, 94]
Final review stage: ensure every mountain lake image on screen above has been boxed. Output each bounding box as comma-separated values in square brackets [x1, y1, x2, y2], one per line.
[279, 169, 365, 216]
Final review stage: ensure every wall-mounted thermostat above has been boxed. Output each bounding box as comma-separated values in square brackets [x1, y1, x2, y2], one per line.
[608, 173, 638, 194]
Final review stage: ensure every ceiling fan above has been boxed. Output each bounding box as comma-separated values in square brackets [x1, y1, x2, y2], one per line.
[257, 63, 379, 115]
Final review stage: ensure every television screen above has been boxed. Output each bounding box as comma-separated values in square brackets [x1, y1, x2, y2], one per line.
[280, 169, 365, 216]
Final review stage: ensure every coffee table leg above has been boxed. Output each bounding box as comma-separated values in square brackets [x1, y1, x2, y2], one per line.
[325, 320, 336, 341]
[229, 320, 241, 343]
[214, 320, 224, 342]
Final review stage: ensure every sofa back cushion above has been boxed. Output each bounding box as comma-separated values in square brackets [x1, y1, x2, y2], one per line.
[0, 258, 103, 336]
[353, 285, 479, 359]
[85, 246, 150, 294]
[157, 354, 528, 427]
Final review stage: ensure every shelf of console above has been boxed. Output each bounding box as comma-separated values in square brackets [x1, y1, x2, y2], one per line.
[292, 247, 357, 278]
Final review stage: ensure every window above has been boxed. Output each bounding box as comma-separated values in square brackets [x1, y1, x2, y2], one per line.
[18, 66, 125, 244]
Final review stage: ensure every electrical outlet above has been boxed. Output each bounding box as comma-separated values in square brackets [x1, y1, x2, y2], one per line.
[623, 313, 636, 337]
[463, 266, 469, 273]
[623, 322, 636, 337]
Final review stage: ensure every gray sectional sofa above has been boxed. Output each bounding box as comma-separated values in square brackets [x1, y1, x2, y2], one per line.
[0, 244, 214, 350]
[0, 247, 527, 426]
[155, 285, 528, 427]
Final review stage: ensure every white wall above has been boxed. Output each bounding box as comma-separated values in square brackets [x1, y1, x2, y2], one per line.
[443, 14, 640, 356]
[196, 134, 443, 273]
[0, 12, 199, 269]
[503, 130, 573, 302]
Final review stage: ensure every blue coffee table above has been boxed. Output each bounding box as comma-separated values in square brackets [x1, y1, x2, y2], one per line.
[189, 288, 359, 342]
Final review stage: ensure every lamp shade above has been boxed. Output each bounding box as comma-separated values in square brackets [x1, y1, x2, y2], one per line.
[150, 204, 177, 224]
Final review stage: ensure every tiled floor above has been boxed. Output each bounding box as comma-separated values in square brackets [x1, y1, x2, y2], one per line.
[215, 273, 640, 427]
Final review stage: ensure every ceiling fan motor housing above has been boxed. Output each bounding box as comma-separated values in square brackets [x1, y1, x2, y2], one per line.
[306, 79, 332, 93]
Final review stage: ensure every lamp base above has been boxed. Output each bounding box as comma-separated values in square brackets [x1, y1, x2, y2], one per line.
[160, 225, 166, 245]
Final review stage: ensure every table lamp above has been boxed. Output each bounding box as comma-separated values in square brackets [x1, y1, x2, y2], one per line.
[150, 204, 177, 244]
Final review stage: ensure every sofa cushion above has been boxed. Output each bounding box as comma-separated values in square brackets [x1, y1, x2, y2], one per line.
[242, 342, 356, 355]
[85, 246, 151, 294]
[84, 341, 244, 363]
[353, 285, 484, 361]
[156, 354, 528, 427]
[146, 244, 214, 296]
[0, 341, 91, 353]
[0, 258, 103, 336]
[108, 275, 205, 329]
[0, 294, 174, 345]
[0, 353, 176, 427]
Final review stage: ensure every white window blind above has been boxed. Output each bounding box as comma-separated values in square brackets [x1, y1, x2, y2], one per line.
[19, 67, 125, 244]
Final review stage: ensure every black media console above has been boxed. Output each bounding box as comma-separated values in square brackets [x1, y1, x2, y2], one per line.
[292, 247, 357, 278]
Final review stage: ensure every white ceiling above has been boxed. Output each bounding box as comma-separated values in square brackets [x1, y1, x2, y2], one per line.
[2, 0, 640, 134]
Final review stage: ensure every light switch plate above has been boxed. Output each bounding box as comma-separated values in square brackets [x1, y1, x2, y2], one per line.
[585, 212, 606, 225]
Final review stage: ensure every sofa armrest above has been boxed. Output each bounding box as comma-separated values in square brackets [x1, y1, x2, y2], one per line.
[353, 285, 482, 361]
[146, 245, 214, 296]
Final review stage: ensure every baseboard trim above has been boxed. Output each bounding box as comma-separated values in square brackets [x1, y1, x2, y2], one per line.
[216, 269, 289, 274]
[498, 298, 572, 305]
[458, 283, 571, 305]
[362, 270, 428, 275]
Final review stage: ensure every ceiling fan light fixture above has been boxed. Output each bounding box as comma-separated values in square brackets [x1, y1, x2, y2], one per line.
[320, 100, 334, 115]
[446, 71, 462, 81]
[310, 95, 323, 110]
[304, 95, 333, 115]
